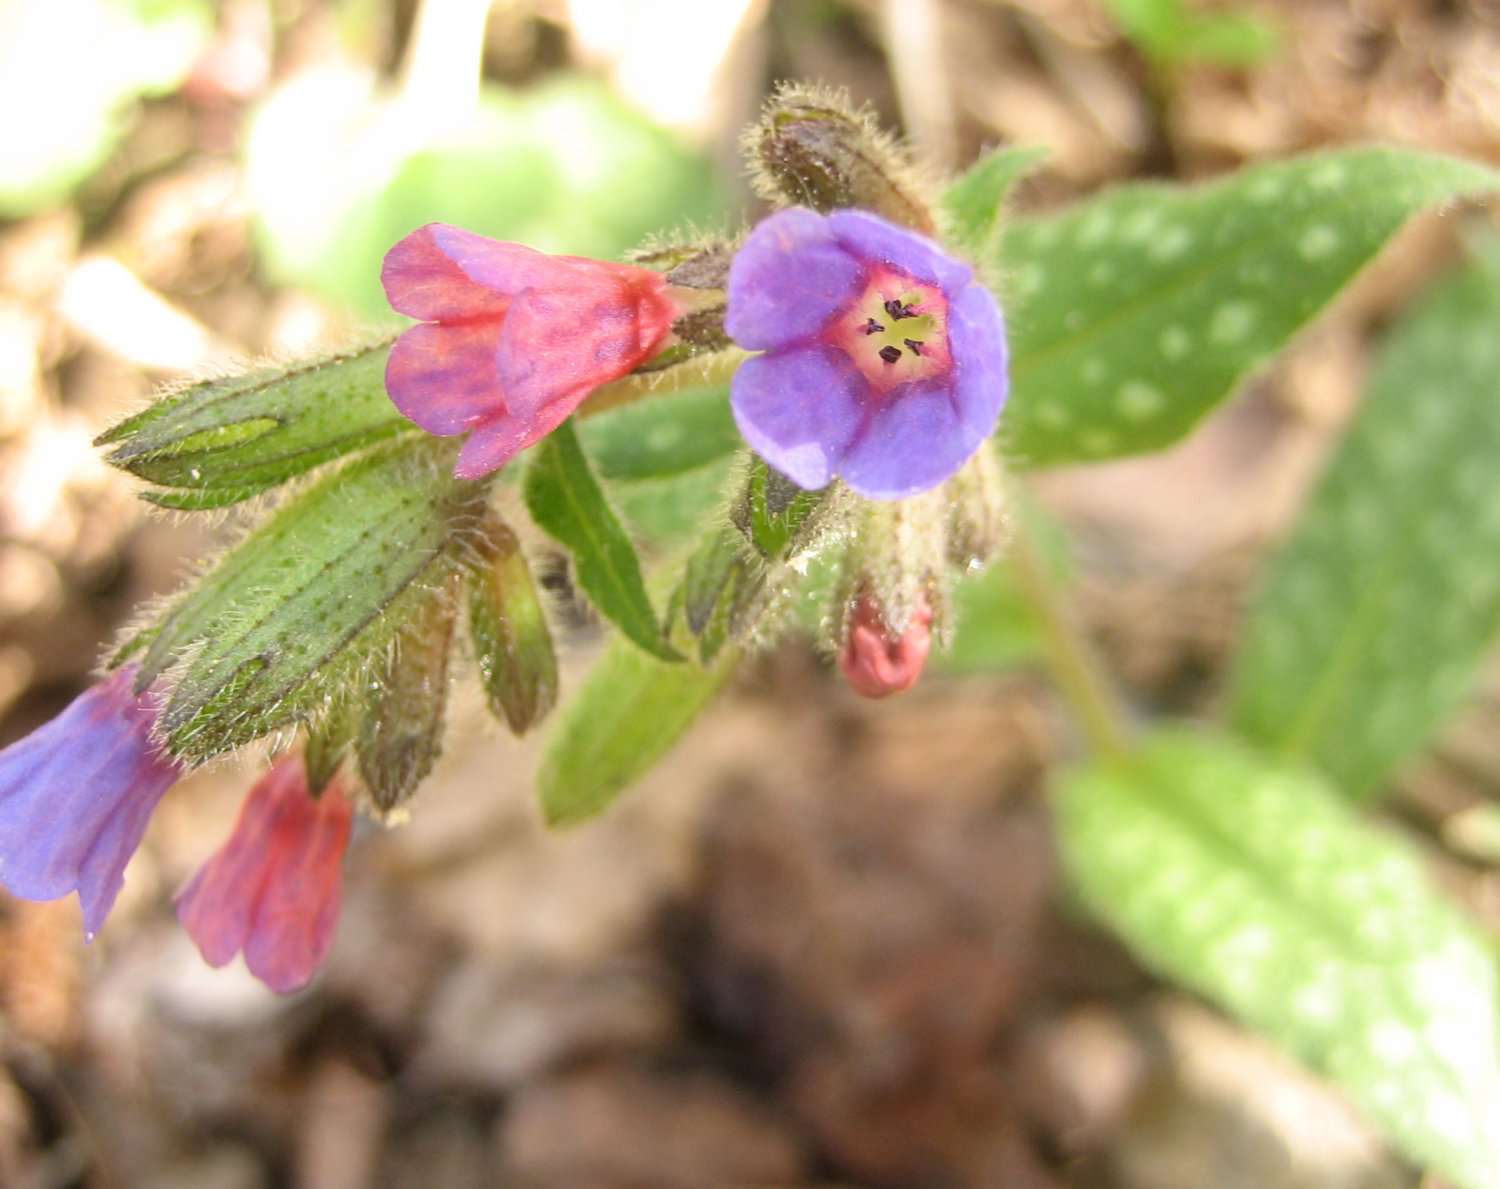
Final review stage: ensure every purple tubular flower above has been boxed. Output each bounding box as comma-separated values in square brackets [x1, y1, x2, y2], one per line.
[725, 208, 1009, 499]
[0, 665, 181, 938]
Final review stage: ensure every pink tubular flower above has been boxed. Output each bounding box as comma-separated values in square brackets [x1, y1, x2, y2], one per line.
[381, 223, 681, 479]
[840, 593, 934, 699]
[0, 665, 181, 938]
[177, 754, 353, 994]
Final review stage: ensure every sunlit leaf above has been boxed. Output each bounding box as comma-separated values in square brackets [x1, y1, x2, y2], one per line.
[1230, 252, 1500, 797]
[538, 638, 738, 826]
[997, 148, 1499, 466]
[139, 439, 482, 763]
[1058, 730, 1500, 1189]
[98, 339, 410, 508]
[523, 420, 679, 661]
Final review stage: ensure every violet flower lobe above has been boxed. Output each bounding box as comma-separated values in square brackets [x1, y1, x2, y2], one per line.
[176, 754, 353, 994]
[0, 665, 181, 938]
[382, 223, 681, 480]
[725, 207, 1008, 499]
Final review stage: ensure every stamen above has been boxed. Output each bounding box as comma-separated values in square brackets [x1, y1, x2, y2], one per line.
[904, 338, 924, 356]
[883, 298, 911, 321]
[862, 318, 885, 335]
[878, 345, 902, 365]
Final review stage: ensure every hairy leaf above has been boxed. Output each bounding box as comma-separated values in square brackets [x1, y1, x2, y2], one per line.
[98, 339, 410, 507]
[140, 439, 482, 763]
[538, 639, 738, 826]
[1058, 731, 1500, 1189]
[998, 147, 1499, 466]
[523, 420, 679, 661]
[1230, 254, 1500, 797]
[467, 521, 559, 734]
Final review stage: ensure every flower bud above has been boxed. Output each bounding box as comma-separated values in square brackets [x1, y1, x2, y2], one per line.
[747, 83, 936, 235]
[840, 590, 934, 698]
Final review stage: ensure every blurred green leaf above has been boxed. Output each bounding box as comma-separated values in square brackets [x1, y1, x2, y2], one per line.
[1058, 730, 1500, 1189]
[97, 339, 411, 508]
[997, 148, 1500, 467]
[141, 439, 482, 763]
[247, 74, 723, 318]
[1107, 0, 1278, 67]
[523, 420, 679, 662]
[941, 482, 1072, 673]
[611, 459, 736, 548]
[1229, 253, 1500, 797]
[577, 387, 739, 482]
[942, 145, 1048, 256]
[0, 0, 211, 214]
[538, 638, 738, 826]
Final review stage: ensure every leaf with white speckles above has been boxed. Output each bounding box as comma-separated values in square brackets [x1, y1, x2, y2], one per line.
[993, 147, 1499, 466]
[1230, 252, 1500, 797]
[1058, 730, 1500, 1189]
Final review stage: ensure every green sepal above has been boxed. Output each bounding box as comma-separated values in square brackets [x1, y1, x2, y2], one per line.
[730, 457, 829, 561]
[139, 438, 485, 764]
[356, 577, 459, 816]
[467, 519, 559, 735]
[304, 699, 358, 794]
[522, 419, 680, 662]
[97, 339, 411, 507]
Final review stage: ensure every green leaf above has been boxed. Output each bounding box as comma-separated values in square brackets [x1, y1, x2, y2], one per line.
[97, 340, 410, 507]
[357, 580, 457, 816]
[538, 637, 738, 826]
[467, 521, 559, 735]
[1107, 0, 1277, 66]
[140, 439, 483, 763]
[1058, 730, 1500, 1189]
[611, 459, 736, 547]
[941, 144, 1048, 255]
[998, 147, 1500, 467]
[1229, 254, 1500, 797]
[523, 419, 679, 661]
[577, 387, 739, 482]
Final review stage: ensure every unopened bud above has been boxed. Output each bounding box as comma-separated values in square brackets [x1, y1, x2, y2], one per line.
[839, 591, 934, 698]
[748, 83, 936, 235]
[944, 446, 1009, 571]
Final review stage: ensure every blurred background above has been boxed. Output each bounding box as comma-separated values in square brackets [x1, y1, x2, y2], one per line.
[1, 0, 1499, 1185]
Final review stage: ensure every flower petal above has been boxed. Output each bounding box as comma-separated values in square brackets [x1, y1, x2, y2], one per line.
[383, 224, 554, 320]
[725, 208, 864, 350]
[385, 321, 505, 435]
[730, 345, 867, 490]
[840, 380, 982, 499]
[452, 394, 579, 480]
[946, 281, 1010, 438]
[243, 781, 351, 994]
[495, 276, 673, 417]
[0, 666, 178, 937]
[827, 209, 972, 294]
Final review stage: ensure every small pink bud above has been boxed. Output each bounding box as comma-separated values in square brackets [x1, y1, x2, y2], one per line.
[839, 593, 934, 699]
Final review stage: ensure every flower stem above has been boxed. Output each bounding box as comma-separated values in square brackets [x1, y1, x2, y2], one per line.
[397, 0, 492, 124]
[1007, 494, 1132, 759]
[576, 348, 750, 420]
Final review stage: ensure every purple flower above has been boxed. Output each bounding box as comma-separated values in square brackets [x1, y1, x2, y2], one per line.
[725, 207, 1008, 499]
[0, 665, 181, 938]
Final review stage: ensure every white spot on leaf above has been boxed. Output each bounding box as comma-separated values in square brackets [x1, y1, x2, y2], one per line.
[1119, 381, 1165, 421]
[1210, 301, 1257, 343]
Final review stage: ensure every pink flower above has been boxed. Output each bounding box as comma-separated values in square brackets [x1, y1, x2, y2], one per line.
[381, 223, 681, 479]
[177, 755, 353, 994]
[839, 593, 934, 699]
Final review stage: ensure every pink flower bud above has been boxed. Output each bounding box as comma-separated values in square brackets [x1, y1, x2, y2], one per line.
[839, 593, 934, 699]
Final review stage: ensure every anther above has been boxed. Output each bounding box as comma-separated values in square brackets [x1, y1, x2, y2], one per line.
[883, 298, 912, 321]
[904, 338, 924, 356]
[862, 318, 885, 335]
[878, 345, 902, 365]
